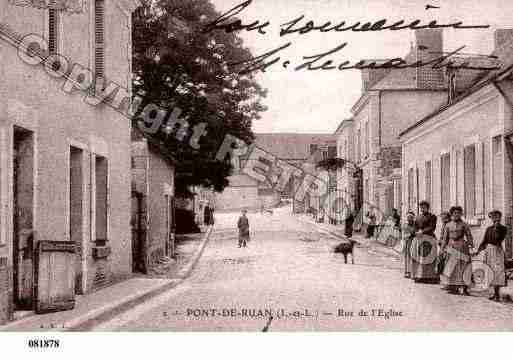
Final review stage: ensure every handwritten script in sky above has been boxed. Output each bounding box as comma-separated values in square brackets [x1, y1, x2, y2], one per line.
[204, 0, 500, 75]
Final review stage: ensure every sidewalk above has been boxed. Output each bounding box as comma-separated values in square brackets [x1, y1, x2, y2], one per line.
[0, 226, 213, 331]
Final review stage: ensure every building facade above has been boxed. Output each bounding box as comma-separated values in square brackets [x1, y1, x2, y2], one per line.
[400, 30, 513, 257]
[336, 30, 451, 224]
[214, 133, 336, 212]
[131, 138, 175, 274]
[0, 0, 138, 323]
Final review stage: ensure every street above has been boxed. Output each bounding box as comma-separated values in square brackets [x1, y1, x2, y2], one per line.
[95, 208, 513, 331]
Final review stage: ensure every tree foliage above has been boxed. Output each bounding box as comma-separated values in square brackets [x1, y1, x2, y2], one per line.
[133, 0, 267, 195]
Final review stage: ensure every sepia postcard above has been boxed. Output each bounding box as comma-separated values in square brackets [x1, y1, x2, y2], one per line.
[3, 0, 513, 347]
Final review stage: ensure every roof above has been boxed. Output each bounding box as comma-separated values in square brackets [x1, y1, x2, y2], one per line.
[254, 133, 336, 160]
[399, 37, 513, 138]
[334, 119, 354, 135]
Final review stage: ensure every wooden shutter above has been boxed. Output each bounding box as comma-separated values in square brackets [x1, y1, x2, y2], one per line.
[94, 0, 105, 78]
[464, 145, 476, 217]
[475, 141, 484, 216]
[425, 161, 432, 205]
[441, 153, 451, 212]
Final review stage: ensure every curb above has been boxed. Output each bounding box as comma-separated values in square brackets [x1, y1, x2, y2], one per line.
[1, 226, 214, 331]
[175, 225, 213, 279]
[68, 225, 214, 331]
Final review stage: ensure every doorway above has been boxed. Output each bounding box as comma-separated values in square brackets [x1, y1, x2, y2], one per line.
[131, 191, 145, 273]
[12, 126, 35, 310]
[69, 146, 84, 294]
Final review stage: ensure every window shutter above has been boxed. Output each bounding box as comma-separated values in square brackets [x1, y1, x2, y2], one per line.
[441, 153, 451, 212]
[94, 0, 105, 79]
[450, 148, 458, 206]
[425, 161, 432, 205]
[475, 141, 484, 216]
[432, 154, 440, 214]
[464, 145, 476, 217]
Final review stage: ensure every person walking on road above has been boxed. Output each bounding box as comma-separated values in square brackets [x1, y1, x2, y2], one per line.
[237, 209, 250, 248]
[366, 210, 377, 238]
[440, 206, 474, 295]
[411, 201, 439, 283]
[344, 210, 355, 239]
[476, 210, 508, 302]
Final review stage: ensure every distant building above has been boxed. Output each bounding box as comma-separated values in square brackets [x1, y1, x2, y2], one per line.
[399, 29, 513, 257]
[215, 133, 336, 212]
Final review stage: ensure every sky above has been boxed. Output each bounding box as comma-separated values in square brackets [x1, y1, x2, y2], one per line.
[210, 0, 513, 134]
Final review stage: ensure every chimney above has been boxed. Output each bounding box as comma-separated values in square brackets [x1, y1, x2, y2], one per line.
[494, 29, 513, 51]
[361, 65, 392, 91]
[415, 29, 445, 89]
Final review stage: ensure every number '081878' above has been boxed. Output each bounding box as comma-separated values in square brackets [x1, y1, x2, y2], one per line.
[28, 339, 60, 349]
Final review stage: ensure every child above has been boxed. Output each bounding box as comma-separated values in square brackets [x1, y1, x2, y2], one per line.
[237, 209, 250, 248]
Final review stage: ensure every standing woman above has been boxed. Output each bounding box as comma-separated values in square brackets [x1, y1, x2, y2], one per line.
[438, 211, 451, 290]
[441, 206, 474, 295]
[403, 211, 416, 279]
[412, 201, 439, 283]
[476, 210, 508, 301]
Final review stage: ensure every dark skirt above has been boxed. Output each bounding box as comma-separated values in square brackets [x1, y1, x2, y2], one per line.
[411, 234, 439, 280]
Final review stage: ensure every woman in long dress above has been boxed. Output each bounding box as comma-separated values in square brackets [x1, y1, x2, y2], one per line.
[441, 206, 474, 295]
[403, 211, 416, 278]
[476, 210, 508, 301]
[411, 201, 439, 283]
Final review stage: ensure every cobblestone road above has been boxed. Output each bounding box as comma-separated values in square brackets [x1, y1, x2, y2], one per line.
[103, 208, 513, 331]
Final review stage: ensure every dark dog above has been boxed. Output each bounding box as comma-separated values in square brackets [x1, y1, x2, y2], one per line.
[334, 239, 358, 264]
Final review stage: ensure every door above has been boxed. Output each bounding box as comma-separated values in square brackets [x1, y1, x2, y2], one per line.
[69, 146, 84, 294]
[12, 127, 35, 310]
[131, 191, 145, 273]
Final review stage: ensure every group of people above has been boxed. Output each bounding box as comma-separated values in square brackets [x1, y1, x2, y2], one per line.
[402, 200, 508, 301]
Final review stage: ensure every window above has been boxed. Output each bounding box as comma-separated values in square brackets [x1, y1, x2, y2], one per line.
[463, 145, 476, 217]
[492, 135, 502, 155]
[94, 0, 105, 78]
[441, 153, 451, 212]
[48, 8, 59, 54]
[309, 144, 318, 156]
[328, 145, 337, 159]
[425, 161, 432, 205]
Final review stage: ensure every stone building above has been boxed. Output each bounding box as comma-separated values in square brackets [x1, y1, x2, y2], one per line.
[0, 0, 139, 323]
[336, 29, 453, 223]
[399, 29, 513, 257]
[214, 133, 336, 212]
[131, 136, 175, 273]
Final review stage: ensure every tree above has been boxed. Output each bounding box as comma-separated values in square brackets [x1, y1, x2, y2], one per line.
[133, 0, 267, 196]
